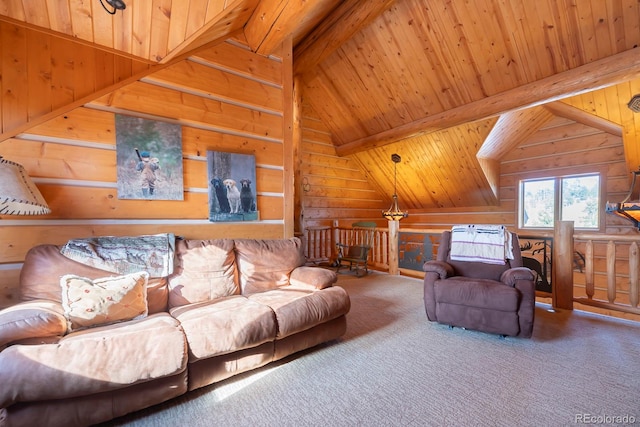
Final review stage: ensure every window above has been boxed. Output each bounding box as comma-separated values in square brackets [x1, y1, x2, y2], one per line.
[520, 174, 600, 229]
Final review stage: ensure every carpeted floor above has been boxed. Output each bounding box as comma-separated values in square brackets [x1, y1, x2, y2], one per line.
[103, 271, 640, 427]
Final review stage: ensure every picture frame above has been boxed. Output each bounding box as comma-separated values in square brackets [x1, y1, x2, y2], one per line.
[207, 150, 259, 222]
[115, 114, 184, 200]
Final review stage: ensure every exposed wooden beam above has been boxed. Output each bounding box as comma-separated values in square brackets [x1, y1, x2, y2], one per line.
[544, 101, 624, 137]
[160, 0, 258, 64]
[335, 48, 640, 157]
[0, 65, 158, 144]
[293, 0, 397, 75]
[244, 0, 338, 57]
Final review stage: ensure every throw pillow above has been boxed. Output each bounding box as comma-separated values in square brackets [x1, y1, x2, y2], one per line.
[60, 271, 149, 332]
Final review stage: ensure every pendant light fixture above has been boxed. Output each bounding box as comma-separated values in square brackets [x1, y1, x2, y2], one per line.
[382, 153, 408, 221]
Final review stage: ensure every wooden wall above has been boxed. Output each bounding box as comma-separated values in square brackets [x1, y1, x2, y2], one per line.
[397, 113, 627, 233]
[297, 99, 628, 235]
[0, 38, 291, 308]
[0, 20, 152, 140]
[298, 101, 387, 231]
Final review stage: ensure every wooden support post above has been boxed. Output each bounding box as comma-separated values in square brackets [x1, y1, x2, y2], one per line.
[552, 221, 574, 310]
[388, 220, 400, 275]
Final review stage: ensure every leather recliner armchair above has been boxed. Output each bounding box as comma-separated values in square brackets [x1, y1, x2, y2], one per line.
[423, 230, 536, 338]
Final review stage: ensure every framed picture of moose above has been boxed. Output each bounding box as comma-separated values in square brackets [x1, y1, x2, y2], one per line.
[207, 150, 259, 222]
[115, 114, 184, 200]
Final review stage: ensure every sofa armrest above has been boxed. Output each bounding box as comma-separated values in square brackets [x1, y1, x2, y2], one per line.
[0, 300, 67, 349]
[289, 266, 338, 290]
[422, 260, 454, 279]
[500, 267, 535, 287]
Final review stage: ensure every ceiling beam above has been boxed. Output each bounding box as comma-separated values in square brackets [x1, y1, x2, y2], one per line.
[160, 0, 259, 64]
[335, 48, 640, 157]
[293, 0, 397, 75]
[244, 0, 339, 56]
[544, 101, 623, 137]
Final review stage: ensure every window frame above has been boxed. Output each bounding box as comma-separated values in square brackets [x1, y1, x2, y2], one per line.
[516, 166, 606, 232]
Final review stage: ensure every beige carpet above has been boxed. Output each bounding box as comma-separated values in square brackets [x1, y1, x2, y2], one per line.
[103, 271, 640, 427]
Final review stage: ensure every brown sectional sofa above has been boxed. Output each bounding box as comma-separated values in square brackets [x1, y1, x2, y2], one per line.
[0, 237, 350, 427]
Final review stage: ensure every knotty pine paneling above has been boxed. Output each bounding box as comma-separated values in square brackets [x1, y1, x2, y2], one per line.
[302, 0, 640, 149]
[145, 59, 284, 113]
[0, 20, 152, 139]
[298, 103, 387, 230]
[0, 39, 289, 308]
[0, 1, 247, 63]
[405, 112, 627, 233]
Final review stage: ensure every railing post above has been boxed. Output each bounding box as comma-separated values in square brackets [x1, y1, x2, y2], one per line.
[629, 242, 639, 308]
[606, 240, 616, 303]
[388, 220, 400, 275]
[585, 240, 594, 299]
[332, 220, 339, 262]
[552, 221, 574, 310]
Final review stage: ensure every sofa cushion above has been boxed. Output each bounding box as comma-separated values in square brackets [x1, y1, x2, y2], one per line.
[248, 286, 351, 338]
[434, 277, 519, 312]
[0, 300, 67, 348]
[168, 238, 237, 308]
[289, 266, 338, 290]
[234, 238, 306, 294]
[0, 313, 187, 408]
[20, 244, 168, 314]
[170, 296, 277, 361]
[60, 272, 149, 331]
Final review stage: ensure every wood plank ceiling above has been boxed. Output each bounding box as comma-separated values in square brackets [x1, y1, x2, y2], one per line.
[298, 0, 640, 209]
[2, 0, 640, 210]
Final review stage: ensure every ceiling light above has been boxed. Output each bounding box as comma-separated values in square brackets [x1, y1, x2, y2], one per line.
[99, 0, 126, 15]
[382, 153, 408, 221]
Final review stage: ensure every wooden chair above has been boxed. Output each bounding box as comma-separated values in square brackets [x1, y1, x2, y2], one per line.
[335, 221, 376, 277]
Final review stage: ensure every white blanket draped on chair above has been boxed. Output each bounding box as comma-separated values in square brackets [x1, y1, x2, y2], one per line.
[449, 225, 513, 265]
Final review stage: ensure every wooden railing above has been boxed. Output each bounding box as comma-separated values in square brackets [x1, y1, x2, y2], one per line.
[303, 223, 448, 274]
[302, 223, 390, 270]
[304, 220, 640, 318]
[303, 226, 333, 264]
[550, 221, 640, 316]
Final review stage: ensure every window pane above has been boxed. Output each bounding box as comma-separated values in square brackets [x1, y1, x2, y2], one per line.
[561, 175, 599, 228]
[522, 179, 555, 227]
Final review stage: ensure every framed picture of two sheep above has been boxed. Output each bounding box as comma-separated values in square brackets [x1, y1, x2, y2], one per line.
[114, 114, 258, 221]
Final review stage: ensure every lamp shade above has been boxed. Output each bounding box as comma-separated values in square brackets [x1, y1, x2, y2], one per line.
[605, 168, 640, 229]
[0, 157, 51, 215]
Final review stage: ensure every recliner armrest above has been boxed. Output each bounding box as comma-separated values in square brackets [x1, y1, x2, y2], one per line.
[422, 260, 454, 280]
[0, 300, 67, 349]
[500, 267, 535, 287]
[289, 266, 338, 290]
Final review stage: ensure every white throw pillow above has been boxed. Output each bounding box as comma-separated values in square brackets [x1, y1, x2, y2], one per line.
[60, 271, 149, 332]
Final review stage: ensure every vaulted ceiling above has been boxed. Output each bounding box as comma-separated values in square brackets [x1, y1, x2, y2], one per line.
[2, 0, 640, 210]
